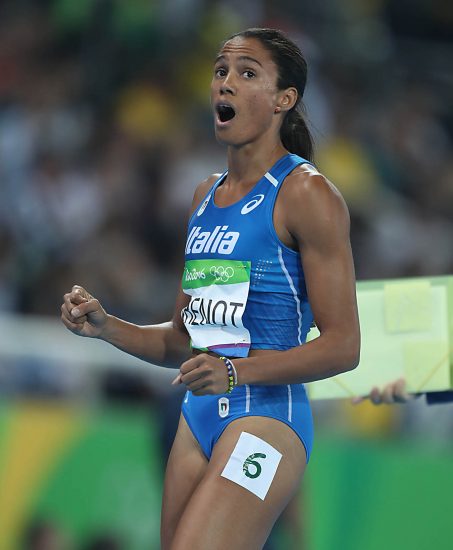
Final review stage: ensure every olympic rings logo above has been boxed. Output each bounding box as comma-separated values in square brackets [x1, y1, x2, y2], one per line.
[210, 265, 234, 282]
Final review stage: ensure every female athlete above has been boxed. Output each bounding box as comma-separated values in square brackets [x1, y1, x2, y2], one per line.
[61, 28, 360, 549]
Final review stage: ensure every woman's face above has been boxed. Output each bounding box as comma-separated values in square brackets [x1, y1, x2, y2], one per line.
[211, 36, 283, 147]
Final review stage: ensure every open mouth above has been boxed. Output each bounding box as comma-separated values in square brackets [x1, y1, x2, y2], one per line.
[217, 104, 236, 123]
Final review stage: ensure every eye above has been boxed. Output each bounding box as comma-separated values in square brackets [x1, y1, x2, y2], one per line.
[215, 67, 227, 78]
[243, 70, 256, 79]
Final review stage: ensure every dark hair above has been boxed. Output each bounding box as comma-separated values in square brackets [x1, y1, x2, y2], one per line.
[226, 28, 314, 161]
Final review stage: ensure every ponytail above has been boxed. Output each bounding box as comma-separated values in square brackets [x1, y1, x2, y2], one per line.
[280, 107, 314, 162]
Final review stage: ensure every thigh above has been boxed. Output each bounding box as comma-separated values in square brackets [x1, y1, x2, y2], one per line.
[161, 413, 208, 550]
[170, 416, 307, 550]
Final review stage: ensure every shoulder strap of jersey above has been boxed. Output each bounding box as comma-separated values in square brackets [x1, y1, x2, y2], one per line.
[266, 154, 312, 188]
[187, 170, 227, 226]
[261, 154, 313, 231]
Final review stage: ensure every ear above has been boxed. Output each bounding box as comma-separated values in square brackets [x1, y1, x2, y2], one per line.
[276, 87, 298, 113]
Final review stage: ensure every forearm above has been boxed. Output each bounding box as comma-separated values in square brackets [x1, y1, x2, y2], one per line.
[235, 331, 360, 386]
[99, 315, 190, 368]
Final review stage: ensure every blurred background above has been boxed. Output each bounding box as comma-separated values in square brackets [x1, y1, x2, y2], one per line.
[0, 0, 452, 548]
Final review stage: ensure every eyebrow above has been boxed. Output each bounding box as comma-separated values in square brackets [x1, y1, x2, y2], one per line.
[214, 54, 263, 67]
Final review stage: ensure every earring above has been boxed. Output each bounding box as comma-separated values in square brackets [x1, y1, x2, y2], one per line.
[274, 107, 281, 113]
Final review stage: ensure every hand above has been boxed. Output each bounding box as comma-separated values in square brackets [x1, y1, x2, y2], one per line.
[352, 378, 413, 405]
[172, 353, 230, 395]
[61, 285, 108, 338]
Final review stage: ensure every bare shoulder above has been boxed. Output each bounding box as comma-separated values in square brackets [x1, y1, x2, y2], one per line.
[281, 163, 351, 244]
[189, 173, 222, 217]
[283, 163, 348, 213]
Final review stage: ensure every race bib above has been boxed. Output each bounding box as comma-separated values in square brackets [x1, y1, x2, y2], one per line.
[181, 259, 251, 357]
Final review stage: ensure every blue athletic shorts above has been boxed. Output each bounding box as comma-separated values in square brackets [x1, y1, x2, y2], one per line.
[181, 383, 313, 461]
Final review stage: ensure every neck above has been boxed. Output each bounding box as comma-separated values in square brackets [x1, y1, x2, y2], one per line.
[226, 139, 288, 186]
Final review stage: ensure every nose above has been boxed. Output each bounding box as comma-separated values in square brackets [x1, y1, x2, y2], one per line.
[220, 72, 236, 95]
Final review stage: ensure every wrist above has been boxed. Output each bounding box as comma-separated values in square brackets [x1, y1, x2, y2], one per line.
[98, 314, 116, 341]
[233, 358, 250, 386]
[219, 357, 237, 394]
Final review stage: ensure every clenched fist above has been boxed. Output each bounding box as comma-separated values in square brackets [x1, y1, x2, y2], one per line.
[172, 353, 231, 395]
[61, 285, 108, 338]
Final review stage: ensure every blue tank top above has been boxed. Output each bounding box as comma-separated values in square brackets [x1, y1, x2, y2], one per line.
[181, 153, 314, 358]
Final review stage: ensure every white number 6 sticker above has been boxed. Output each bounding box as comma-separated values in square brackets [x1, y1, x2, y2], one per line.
[221, 432, 282, 500]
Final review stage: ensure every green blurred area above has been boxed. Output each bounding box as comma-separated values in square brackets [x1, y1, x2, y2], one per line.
[308, 437, 453, 550]
[0, 399, 451, 550]
[0, 400, 163, 550]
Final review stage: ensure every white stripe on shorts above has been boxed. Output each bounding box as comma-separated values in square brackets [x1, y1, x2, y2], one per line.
[287, 385, 292, 422]
[245, 384, 251, 413]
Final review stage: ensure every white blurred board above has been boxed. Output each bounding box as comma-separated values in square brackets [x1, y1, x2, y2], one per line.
[306, 276, 453, 400]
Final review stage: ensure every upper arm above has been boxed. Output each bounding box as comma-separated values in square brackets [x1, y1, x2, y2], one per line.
[282, 168, 360, 347]
[171, 173, 221, 333]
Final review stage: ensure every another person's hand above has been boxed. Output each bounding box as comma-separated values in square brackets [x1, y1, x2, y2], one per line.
[352, 378, 413, 405]
[61, 285, 108, 338]
[172, 353, 231, 395]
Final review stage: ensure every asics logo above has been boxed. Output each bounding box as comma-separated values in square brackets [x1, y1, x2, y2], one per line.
[210, 265, 234, 282]
[241, 194, 265, 215]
